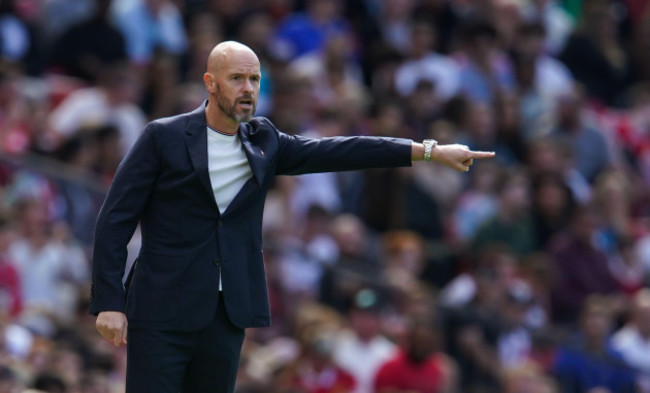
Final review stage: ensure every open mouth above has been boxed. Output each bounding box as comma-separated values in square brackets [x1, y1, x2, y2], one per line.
[238, 99, 254, 109]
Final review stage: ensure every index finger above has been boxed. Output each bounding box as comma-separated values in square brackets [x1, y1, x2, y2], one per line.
[468, 151, 496, 159]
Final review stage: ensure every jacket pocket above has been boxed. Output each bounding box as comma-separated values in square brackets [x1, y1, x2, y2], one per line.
[126, 288, 180, 322]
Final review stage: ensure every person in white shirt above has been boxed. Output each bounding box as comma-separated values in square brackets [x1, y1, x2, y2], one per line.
[394, 19, 459, 101]
[612, 289, 650, 390]
[333, 289, 397, 393]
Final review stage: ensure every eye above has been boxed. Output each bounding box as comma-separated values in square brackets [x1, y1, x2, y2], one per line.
[232, 75, 241, 81]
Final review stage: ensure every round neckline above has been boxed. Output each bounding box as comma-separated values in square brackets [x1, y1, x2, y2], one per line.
[207, 125, 237, 137]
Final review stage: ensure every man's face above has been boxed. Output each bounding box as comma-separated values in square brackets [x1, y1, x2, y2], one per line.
[211, 51, 260, 123]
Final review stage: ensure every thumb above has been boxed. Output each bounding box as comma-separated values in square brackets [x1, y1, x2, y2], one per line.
[121, 321, 128, 345]
[113, 329, 121, 347]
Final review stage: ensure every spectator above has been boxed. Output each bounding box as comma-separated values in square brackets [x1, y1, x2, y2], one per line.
[290, 31, 366, 110]
[381, 231, 428, 296]
[52, 133, 102, 246]
[548, 205, 619, 324]
[525, 137, 592, 204]
[455, 21, 516, 104]
[374, 314, 457, 393]
[553, 297, 637, 393]
[472, 168, 537, 257]
[521, 0, 573, 54]
[272, 0, 350, 61]
[512, 21, 574, 100]
[394, 19, 459, 102]
[496, 281, 536, 369]
[333, 289, 397, 393]
[8, 199, 87, 318]
[612, 289, 650, 390]
[442, 248, 515, 392]
[49, 0, 127, 82]
[111, 0, 187, 65]
[452, 160, 501, 244]
[320, 215, 380, 313]
[277, 327, 356, 393]
[550, 89, 612, 183]
[374, 0, 417, 55]
[47, 62, 146, 156]
[278, 205, 338, 301]
[558, 1, 636, 107]
[530, 173, 576, 248]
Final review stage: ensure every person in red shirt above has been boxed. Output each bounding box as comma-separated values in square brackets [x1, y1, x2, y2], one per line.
[374, 316, 457, 393]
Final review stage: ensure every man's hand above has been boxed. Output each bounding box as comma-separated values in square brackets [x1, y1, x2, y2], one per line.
[96, 311, 128, 347]
[412, 142, 495, 171]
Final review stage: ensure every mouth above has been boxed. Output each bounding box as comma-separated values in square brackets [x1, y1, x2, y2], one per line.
[238, 98, 254, 109]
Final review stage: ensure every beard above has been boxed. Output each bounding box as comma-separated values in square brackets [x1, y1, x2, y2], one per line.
[215, 83, 256, 123]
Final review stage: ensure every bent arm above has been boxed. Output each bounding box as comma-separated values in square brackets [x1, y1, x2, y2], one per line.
[90, 122, 161, 315]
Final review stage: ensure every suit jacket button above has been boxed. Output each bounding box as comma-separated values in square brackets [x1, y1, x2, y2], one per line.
[213, 258, 221, 267]
[218, 220, 223, 227]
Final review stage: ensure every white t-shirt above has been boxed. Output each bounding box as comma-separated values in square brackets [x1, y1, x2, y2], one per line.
[206, 126, 253, 290]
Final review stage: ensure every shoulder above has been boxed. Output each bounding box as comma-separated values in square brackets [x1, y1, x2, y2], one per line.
[144, 110, 197, 141]
[245, 116, 283, 137]
[152, 111, 192, 129]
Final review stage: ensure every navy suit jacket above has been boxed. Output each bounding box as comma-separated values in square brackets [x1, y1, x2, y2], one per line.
[90, 102, 413, 330]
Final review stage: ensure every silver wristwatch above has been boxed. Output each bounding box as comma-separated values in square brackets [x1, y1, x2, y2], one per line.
[423, 139, 438, 161]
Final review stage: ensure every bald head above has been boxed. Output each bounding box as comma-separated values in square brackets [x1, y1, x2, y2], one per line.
[203, 41, 262, 130]
[206, 41, 259, 74]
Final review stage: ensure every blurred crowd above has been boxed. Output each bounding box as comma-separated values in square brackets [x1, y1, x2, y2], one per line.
[1, 0, 650, 392]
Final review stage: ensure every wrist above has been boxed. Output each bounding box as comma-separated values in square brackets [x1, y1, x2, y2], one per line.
[411, 141, 425, 161]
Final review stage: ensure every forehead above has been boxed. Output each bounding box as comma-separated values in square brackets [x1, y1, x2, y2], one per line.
[217, 50, 260, 75]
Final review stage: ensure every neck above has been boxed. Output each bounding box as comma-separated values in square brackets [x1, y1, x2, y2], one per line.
[206, 100, 239, 135]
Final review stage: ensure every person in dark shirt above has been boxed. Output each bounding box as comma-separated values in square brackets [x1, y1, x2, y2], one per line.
[553, 297, 637, 393]
[548, 205, 619, 324]
[49, 0, 126, 82]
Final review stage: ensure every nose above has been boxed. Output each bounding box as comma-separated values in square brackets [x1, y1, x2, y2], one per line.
[242, 79, 254, 94]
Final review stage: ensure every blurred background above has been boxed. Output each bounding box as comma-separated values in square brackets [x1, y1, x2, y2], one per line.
[1, 0, 650, 392]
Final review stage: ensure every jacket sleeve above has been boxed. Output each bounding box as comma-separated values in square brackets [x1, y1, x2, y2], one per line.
[90, 121, 161, 315]
[273, 124, 413, 176]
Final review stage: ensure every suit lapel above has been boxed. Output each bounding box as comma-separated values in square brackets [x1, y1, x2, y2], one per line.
[222, 123, 270, 216]
[238, 123, 265, 185]
[185, 103, 219, 211]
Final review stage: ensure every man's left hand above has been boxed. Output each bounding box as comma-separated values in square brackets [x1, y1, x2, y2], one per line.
[432, 144, 495, 172]
[412, 142, 495, 171]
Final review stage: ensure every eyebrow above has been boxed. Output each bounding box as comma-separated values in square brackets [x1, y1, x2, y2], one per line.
[230, 72, 261, 78]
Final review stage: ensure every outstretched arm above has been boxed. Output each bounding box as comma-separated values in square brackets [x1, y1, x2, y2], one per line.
[411, 142, 495, 171]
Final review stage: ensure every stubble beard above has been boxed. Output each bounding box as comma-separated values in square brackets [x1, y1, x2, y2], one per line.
[215, 83, 256, 123]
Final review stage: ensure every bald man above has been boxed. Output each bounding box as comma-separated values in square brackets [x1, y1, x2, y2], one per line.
[90, 41, 494, 393]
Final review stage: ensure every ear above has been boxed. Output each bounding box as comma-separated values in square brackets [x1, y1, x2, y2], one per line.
[203, 72, 215, 93]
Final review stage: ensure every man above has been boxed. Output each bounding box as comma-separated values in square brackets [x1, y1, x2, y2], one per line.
[91, 41, 494, 393]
